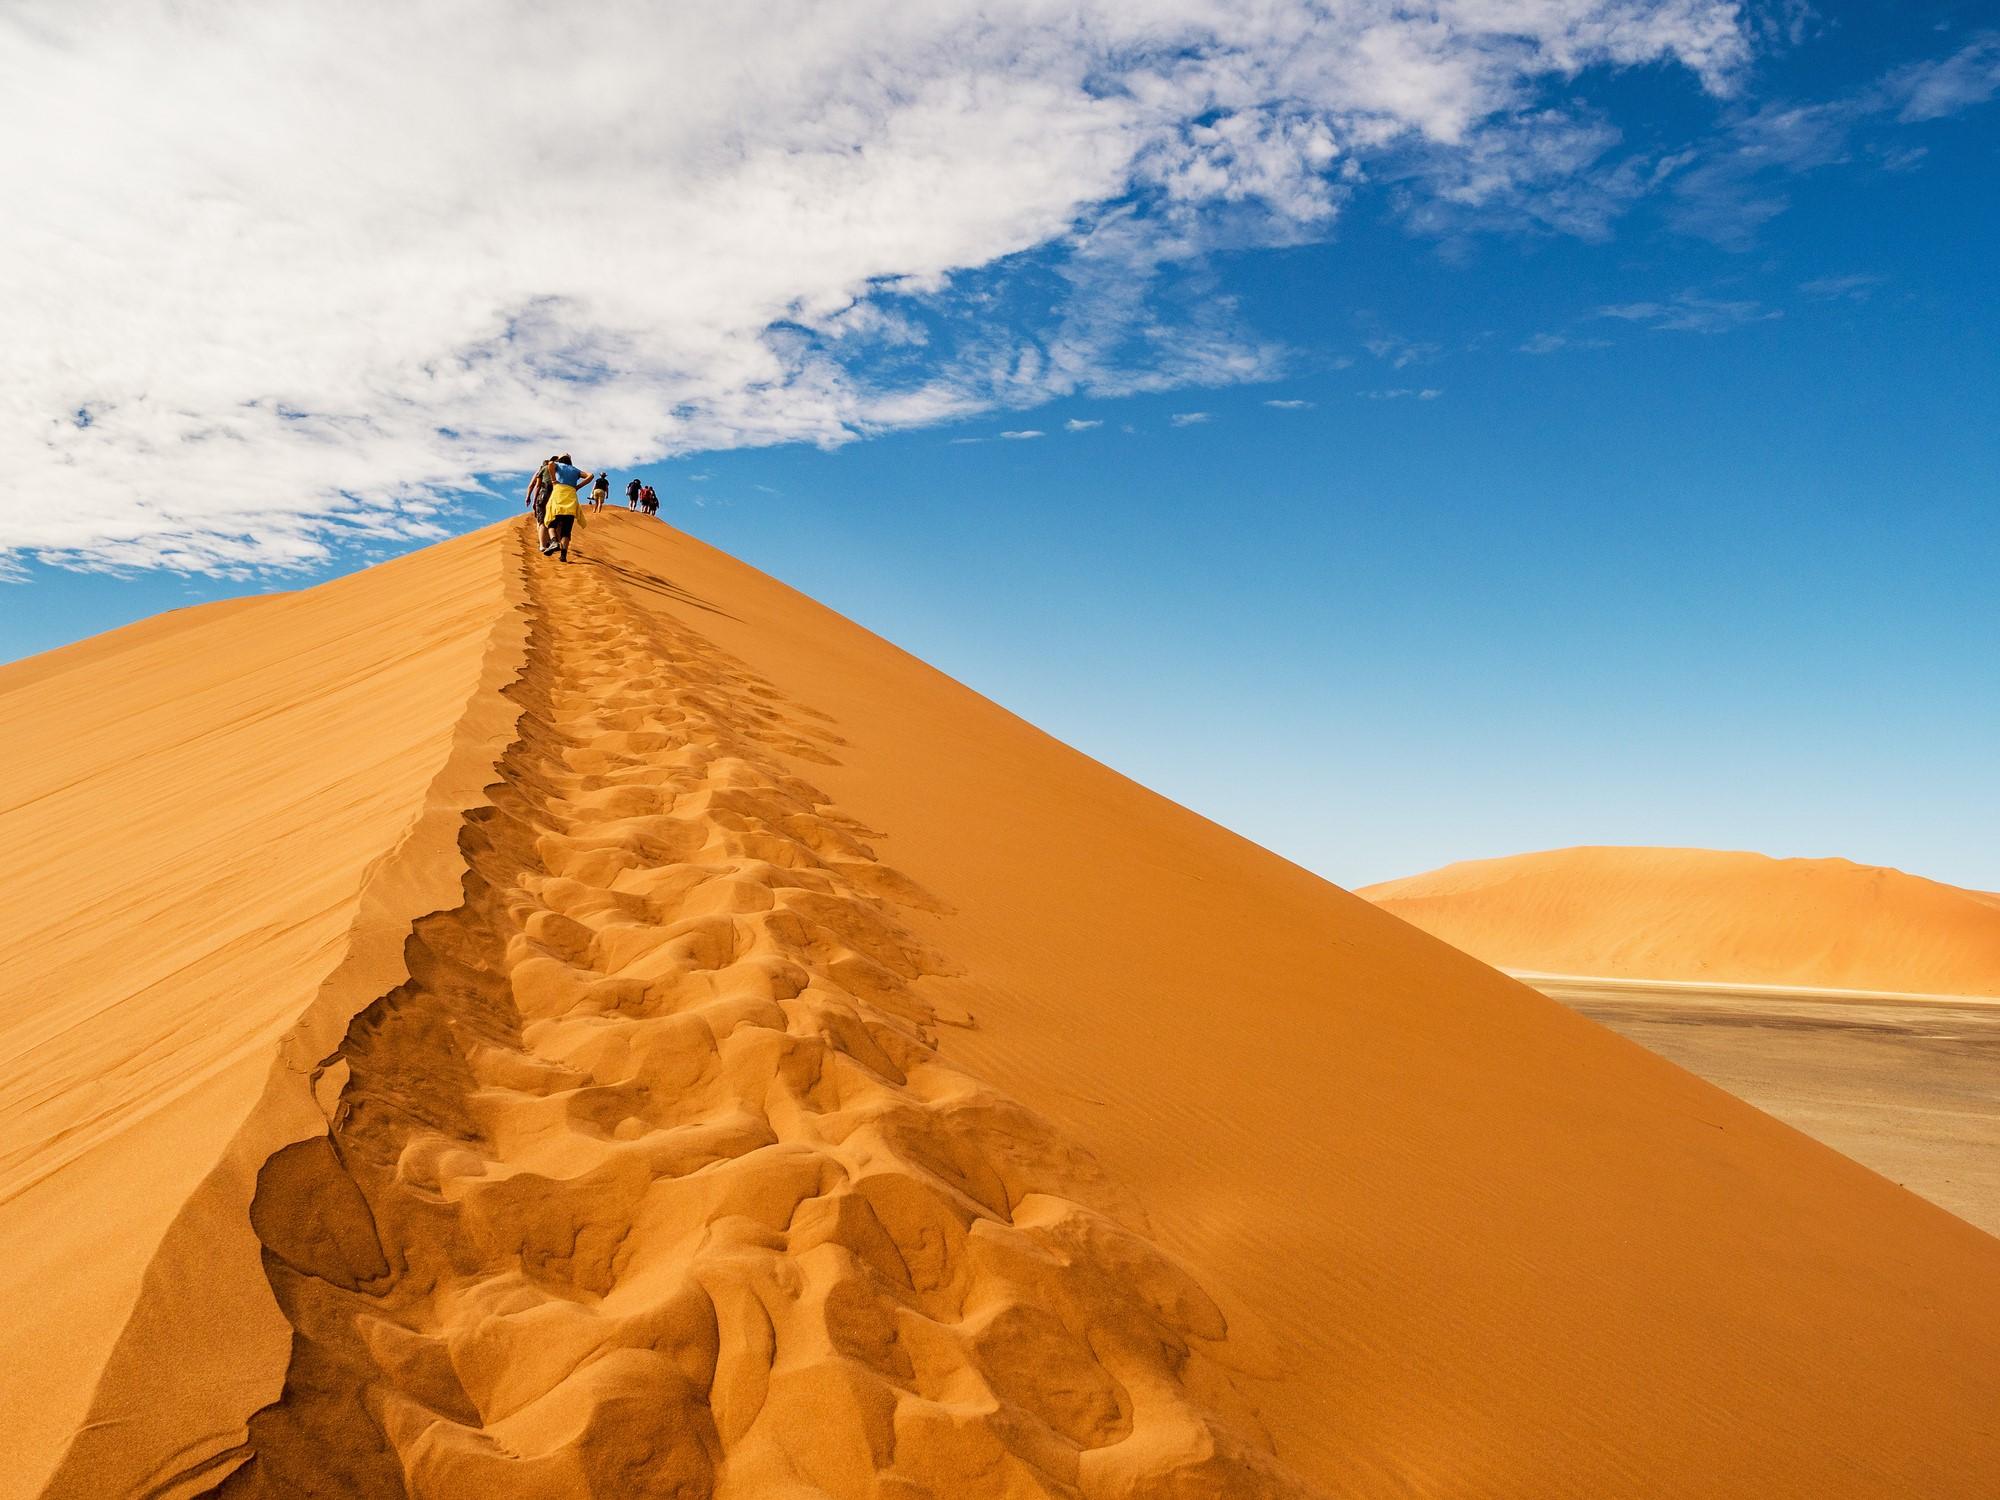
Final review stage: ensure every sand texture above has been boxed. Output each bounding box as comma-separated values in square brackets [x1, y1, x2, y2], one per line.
[1361, 845, 2000, 997]
[5, 513, 1999, 1498]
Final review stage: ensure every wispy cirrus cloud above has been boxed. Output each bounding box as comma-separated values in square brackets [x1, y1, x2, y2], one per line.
[1884, 34, 2000, 122]
[1798, 273, 1883, 302]
[1664, 33, 2000, 248]
[1388, 28, 2000, 255]
[1064, 418, 1103, 431]
[0, 0, 1756, 573]
[1169, 411, 1213, 427]
[1597, 292, 1780, 334]
[1519, 331, 1611, 354]
[1364, 335, 1443, 369]
[1264, 398, 1315, 410]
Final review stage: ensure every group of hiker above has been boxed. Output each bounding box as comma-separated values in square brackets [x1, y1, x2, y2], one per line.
[523, 455, 660, 562]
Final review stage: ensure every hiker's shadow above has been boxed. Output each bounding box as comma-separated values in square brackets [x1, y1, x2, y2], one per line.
[581, 551, 740, 621]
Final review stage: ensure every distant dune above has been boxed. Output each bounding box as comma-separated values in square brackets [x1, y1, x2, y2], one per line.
[1360, 846, 2000, 998]
[5, 515, 1999, 1499]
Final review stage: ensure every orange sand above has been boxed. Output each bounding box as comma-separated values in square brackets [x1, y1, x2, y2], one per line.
[1, 533, 525, 1499]
[4, 513, 1997, 1498]
[1360, 845, 2000, 997]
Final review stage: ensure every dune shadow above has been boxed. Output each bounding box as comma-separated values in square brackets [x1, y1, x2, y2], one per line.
[576, 550, 740, 620]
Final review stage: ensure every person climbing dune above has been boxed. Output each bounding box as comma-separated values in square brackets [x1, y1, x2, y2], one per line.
[626, 476, 642, 510]
[541, 454, 590, 562]
[590, 471, 610, 512]
[527, 455, 556, 524]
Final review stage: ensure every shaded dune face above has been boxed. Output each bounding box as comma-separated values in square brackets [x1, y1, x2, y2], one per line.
[214, 537, 1320, 1499]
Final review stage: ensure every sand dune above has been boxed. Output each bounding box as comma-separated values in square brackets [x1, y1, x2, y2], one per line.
[1359, 845, 2000, 997]
[6, 513, 2000, 1498]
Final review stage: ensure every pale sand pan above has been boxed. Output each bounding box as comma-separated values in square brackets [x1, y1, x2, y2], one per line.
[1525, 972, 2000, 1238]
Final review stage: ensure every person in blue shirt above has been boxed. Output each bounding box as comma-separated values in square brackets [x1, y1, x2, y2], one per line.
[541, 454, 593, 561]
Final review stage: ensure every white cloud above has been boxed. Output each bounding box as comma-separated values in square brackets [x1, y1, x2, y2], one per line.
[1169, 411, 1213, 426]
[999, 429, 1045, 440]
[0, 0, 1749, 572]
[1064, 418, 1103, 431]
[1358, 388, 1443, 399]
[1396, 107, 1647, 241]
[1364, 334, 1443, 368]
[1596, 291, 1780, 333]
[1884, 36, 2000, 123]
[1661, 35, 2000, 249]
[1263, 398, 1314, 409]
[1663, 99, 1853, 247]
[1798, 273, 1883, 301]
[1518, 331, 1611, 353]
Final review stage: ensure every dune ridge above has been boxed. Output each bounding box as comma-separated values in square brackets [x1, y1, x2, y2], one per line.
[1360, 845, 2000, 997]
[137, 533, 1317, 1498]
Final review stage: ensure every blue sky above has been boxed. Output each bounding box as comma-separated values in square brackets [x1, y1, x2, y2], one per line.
[3, 4, 1995, 890]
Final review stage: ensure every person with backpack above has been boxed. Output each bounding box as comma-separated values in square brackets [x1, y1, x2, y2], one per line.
[640, 484, 658, 516]
[590, 472, 610, 511]
[541, 454, 591, 562]
[527, 456, 556, 523]
[626, 477, 642, 510]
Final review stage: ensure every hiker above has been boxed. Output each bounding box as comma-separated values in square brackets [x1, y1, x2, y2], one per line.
[640, 483, 658, 517]
[527, 456, 555, 522]
[590, 472, 610, 512]
[541, 454, 591, 562]
[626, 477, 642, 510]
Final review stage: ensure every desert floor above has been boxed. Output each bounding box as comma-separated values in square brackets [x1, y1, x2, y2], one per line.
[1528, 975, 2000, 1237]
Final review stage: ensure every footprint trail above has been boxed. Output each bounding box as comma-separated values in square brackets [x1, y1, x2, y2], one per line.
[214, 527, 1325, 1500]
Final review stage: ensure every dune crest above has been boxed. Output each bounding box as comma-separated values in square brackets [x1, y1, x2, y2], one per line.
[1360, 845, 2000, 997]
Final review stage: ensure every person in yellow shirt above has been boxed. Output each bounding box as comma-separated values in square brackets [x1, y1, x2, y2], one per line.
[541, 454, 592, 562]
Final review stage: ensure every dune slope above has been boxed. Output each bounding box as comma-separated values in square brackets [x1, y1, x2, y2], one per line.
[7, 512, 1999, 1498]
[1359, 845, 2000, 997]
